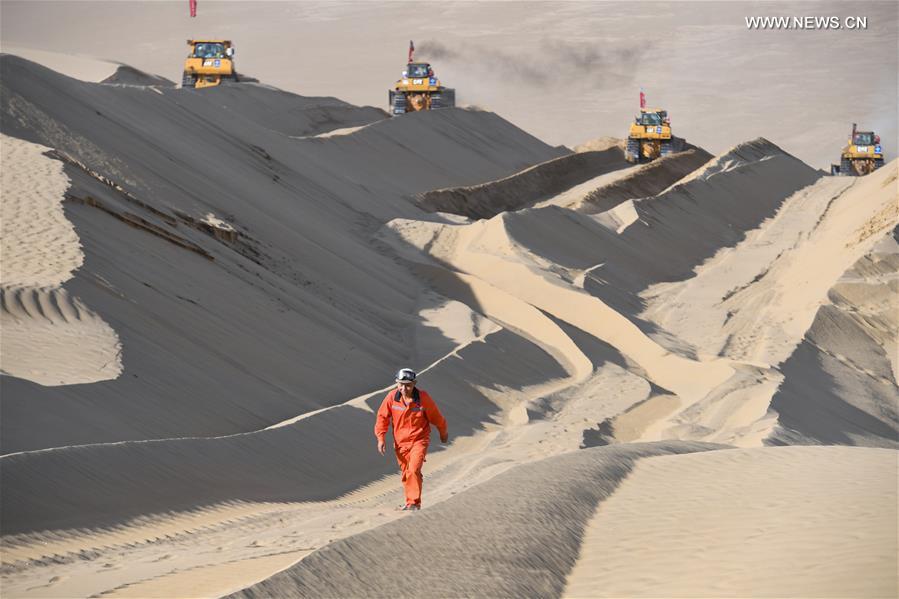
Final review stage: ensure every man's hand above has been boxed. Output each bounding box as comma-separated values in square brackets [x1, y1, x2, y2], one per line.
[377, 439, 386, 455]
[440, 433, 448, 444]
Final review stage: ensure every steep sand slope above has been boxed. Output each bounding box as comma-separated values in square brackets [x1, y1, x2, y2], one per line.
[415, 147, 627, 219]
[570, 147, 714, 214]
[415, 143, 714, 221]
[769, 227, 899, 447]
[503, 139, 822, 317]
[0, 55, 566, 452]
[564, 446, 897, 598]
[633, 163, 898, 446]
[384, 213, 736, 401]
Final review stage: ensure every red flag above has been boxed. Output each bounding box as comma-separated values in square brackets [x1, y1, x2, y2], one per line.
[639, 89, 646, 109]
[189, 0, 197, 17]
[408, 40, 414, 63]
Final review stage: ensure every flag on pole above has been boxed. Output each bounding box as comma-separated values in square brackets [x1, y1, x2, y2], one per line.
[189, 0, 197, 17]
[639, 89, 646, 109]
[408, 40, 415, 63]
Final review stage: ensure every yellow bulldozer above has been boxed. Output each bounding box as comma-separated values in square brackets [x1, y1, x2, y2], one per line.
[831, 123, 885, 176]
[182, 39, 238, 89]
[389, 41, 455, 115]
[625, 91, 679, 163]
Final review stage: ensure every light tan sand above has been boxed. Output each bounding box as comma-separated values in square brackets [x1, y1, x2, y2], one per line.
[0, 46, 119, 83]
[573, 137, 625, 153]
[1, 133, 81, 287]
[563, 446, 898, 598]
[1, 420, 570, 598]
[419, 297, 500, 349]
[0, 133, 121, 385]
[533, 163, 642, 210]
[606, 161, 898, 445]
[385, 213, 736, 401]
[103, 550, 312, 598]
[643, 162, 898, 367]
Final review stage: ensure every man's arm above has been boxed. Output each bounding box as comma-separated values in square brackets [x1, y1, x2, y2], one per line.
[422, 392, 448, 443]
[374, 396, 391, 454]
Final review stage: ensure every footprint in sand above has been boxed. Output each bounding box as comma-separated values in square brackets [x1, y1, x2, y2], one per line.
[25, 576, 65, 592]
[152, 554, 172, 562]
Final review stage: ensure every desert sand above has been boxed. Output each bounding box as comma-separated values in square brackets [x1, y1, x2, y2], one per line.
[1, 2, 897, 597]
[0, 133, 122, 385]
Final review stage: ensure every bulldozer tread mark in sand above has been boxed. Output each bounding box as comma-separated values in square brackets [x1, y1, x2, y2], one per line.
[831, 123, 885, 176]
[181, 39, 238, 90]
[389, 41, 455, 115]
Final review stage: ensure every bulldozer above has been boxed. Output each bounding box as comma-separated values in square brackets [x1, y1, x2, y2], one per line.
[389, 41, 455, 115]
[182, 39, 238, 89]
[831, 123, 885, 176]
[625, 91, 678, 163]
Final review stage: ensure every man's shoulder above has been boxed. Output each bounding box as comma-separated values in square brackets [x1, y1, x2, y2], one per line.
[418, 388, 435, 402]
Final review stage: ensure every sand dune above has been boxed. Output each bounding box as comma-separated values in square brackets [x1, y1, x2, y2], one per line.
[769, 227, 899, 447]
[227, 444, 895, 599]
[0, 55, 566, 453]
[501, 139, 822, 319]
[101, 65, 176, 88]
[628, 162, 898, 446]
[571, 147, 713, 214]
[384, 213, 737, 401]
[1, 50, 897, 598]
[228, 442, 723, 599]
[644, 162, 897, 366]
[415, 147, 622, 219]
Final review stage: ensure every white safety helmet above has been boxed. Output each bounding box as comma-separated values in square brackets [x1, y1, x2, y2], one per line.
[395, 368, 417, 383]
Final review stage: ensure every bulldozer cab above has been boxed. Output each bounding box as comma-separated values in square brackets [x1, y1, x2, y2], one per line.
[852, 132, 875, 146]
[193, 42, 225, 58]
[637, 111, 663, 126]
[406, 63, 433, 79]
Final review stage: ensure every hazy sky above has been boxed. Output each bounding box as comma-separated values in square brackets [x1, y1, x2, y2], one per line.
[2, 1, 896, 168]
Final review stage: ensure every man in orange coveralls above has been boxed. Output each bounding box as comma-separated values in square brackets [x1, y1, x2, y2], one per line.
[375, 368, 448, 511]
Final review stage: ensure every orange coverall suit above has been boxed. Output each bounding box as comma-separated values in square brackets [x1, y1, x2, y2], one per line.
[374, 387, 447, 507]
